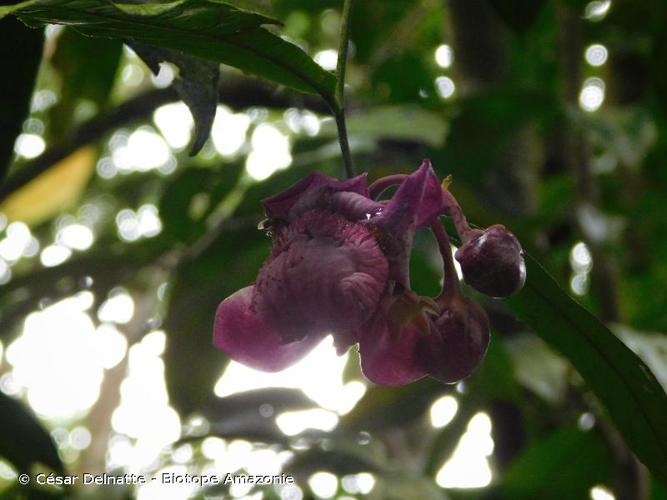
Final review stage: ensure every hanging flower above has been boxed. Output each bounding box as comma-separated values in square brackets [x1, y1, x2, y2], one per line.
[214, 160, 524, 385]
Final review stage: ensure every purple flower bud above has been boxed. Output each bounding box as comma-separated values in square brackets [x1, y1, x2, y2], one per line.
[455, 224, 526, 298]
[358, 292, 490, 386]
[417, 296, 490, 384]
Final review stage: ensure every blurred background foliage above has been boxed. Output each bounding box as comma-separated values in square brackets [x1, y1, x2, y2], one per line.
[0, 0, 667, 499]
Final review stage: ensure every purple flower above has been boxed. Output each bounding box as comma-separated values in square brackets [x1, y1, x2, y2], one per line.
[357, 222, 490, 386]
[214, 160, 521, 385]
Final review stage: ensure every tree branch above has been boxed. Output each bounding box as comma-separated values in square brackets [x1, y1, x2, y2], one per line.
[0, 78, 329, 203]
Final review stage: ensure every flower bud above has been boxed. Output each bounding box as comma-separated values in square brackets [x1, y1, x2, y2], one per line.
[455, 224, 526, 298]
[418, 296, 490, 384]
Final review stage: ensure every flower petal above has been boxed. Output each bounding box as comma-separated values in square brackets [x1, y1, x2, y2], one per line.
[262, 172, 333, 220]
[370, 159, 446, 287]
[358, 316, 426, 386]
[373, 159, 445, 232]
[262, 172, 371, 221]
[257, 211, 388, 348]
[417, 298, 490, 384]
[214, 286, 324, 372]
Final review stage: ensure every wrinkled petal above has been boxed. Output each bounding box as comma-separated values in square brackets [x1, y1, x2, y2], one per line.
[329, 191, 384, 222]
[257, 211, 388, 349]
[359, 316, 426, 386]
[214, 286, 324, 372]
[370, 159, 446, 287]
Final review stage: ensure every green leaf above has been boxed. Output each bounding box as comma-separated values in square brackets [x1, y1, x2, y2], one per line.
[0, 14, 43, 182]
[6, 0, 337, 103]
[500, 427, 611, 499]
[131, 43, 218, 155]
[506, 254, 667, 486]
[0, 392, 62, 473]
[0, 1, 39, 19]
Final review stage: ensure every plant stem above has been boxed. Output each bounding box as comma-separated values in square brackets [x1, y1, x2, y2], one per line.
[335, 0, 355, 178]
[368, 174, 406, 198]
[431, 221, 462, 299]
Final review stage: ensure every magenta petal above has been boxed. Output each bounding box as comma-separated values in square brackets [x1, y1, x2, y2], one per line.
[262, 173, 333, 220]
[329, 191, 384, 222]
[417, 298, 490, 384]
[257, 211, 388, 348]
[358, 317, 426, 386]
[374, 159, 445, 233]
[370, 160, 446, 287]
[262, 172, 371, 221]
[214, 286, 324, 372]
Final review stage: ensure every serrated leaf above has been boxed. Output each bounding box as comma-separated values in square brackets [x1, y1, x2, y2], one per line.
[506, 254, 667, 487]
[131, 43, 218, 155]
[6, 0, 337, 105]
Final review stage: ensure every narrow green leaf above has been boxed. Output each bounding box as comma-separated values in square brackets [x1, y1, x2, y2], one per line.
[506, 255, 667, 486]
[7, 0, 337, 103]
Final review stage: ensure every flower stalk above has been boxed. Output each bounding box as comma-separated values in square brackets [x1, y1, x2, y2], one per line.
[335, 0, 354, 178]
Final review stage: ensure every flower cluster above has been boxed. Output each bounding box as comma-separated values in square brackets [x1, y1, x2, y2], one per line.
[214, 160, 525, 386]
